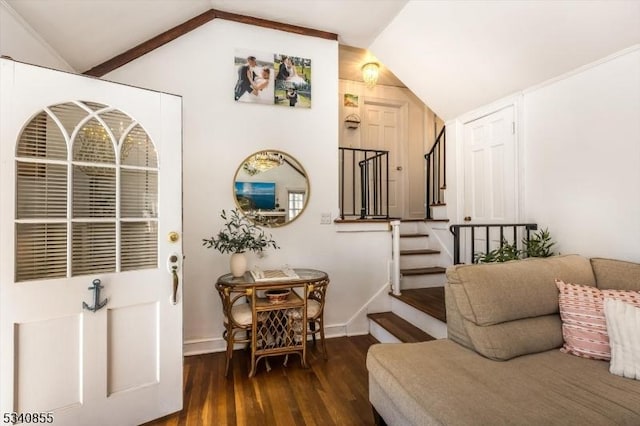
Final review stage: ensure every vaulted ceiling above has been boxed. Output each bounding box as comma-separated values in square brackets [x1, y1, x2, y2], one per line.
[5, 0, 640, 119]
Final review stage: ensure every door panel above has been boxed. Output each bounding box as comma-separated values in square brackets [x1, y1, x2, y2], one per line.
[462, 105, 517, 262]
[107, 302, 159, 396]
[463, 106, 515, 223]
[0, 59, 183, 425]
[364, 103, 403, 218]
[16, 315, 82, 412]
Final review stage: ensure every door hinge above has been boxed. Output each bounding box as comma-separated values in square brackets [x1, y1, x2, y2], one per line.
[512, 122, 516, 134]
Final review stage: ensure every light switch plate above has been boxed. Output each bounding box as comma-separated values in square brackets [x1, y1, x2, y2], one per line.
[320, 212, 332, 224]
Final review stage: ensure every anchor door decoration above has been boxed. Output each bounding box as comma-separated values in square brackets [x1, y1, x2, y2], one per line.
[0, 59, 183, 425]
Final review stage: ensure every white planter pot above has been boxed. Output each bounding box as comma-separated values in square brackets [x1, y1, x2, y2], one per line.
[230, 252, 247, 277]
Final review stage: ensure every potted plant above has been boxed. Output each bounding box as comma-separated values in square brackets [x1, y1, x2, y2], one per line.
[203, 209, 279, 277]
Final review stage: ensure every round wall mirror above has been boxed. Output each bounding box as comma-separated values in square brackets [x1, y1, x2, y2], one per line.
[233, 150, 309, 227]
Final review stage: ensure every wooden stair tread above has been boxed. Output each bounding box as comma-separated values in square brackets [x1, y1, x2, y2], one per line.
[400, 218, 429, 223]
[367, 312, 435, 343]
[399, 233, 429, 238]
[400, 249, 440, 256]
[425, 218, 449, 222]
[429, 203, 447, 207]
[391, 287, 447, 323]
[400, 266, 446, 275]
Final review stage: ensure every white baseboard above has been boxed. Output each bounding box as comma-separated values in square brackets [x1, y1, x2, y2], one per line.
[183, 323, 349, 356]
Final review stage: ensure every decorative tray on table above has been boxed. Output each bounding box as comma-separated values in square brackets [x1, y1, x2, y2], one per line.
[250, 267, 300, 282]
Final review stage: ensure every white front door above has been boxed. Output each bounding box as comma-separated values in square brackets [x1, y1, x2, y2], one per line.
[364, 102, 404, 218]
[0, 60, 183, 425]
[461, 105, 517, 262]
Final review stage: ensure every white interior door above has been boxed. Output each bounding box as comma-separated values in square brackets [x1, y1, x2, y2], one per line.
[364, 102, 404, 218]
[0, 59, 183, 425]
[461, 105, 517, 262]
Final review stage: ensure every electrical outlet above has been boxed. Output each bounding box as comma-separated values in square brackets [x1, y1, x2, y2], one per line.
[320, 212, 332, 224]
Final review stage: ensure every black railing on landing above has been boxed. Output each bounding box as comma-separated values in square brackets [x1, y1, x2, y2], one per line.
[449, 223, 538, 265]
[424, 126, 446, 219]
[339, 147, 389, 219]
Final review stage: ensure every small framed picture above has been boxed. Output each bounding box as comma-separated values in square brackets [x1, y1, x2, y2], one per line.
[344, 93, 359, 108]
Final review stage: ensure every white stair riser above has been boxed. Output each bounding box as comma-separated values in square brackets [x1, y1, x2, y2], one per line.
[399, 221, 430, 235]
[429, 204, 448, 220]
[391, 298, 447, 339]
[400, 253, 448, 269]
[369, 320, 402, 344]
[400, 274, 445, 289]
[399, 237, 431, 251]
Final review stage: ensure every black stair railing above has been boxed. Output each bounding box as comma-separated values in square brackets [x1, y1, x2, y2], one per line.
[424, 126, 446, 219]
[339, 147, 389, 219]
[449, 223, 538, 265]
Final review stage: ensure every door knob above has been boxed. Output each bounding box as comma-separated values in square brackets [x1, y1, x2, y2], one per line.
[464, 216, 472, 222]
[396, 166, 403, 171]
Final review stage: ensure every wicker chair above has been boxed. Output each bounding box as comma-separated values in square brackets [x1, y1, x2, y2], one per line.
[306, 278, 330, 359]
[215, 282, 254, 377]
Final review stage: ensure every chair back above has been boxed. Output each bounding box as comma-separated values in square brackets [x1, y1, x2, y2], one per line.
[307, 278, 329, 320]
[215, 282, 253, 329]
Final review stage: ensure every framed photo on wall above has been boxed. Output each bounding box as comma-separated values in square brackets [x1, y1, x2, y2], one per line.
[233, 49, 274, 105]
[274, 54, 311, 108]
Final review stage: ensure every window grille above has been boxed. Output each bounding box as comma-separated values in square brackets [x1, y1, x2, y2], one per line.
[14, 101, 159, 281]
[288, 191, 305, 220]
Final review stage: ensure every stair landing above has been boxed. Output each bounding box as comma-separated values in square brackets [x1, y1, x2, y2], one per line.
[391, 287, 447, 323]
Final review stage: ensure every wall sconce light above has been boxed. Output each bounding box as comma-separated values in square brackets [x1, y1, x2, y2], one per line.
[361, 62, 380, 88]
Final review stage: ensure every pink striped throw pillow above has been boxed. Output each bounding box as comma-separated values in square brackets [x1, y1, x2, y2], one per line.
[555, 279, 640, 360]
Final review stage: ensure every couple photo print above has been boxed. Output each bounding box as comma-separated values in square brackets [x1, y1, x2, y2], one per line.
[234, 48, 311, 108]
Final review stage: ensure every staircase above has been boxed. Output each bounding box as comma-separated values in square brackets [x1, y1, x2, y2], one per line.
[365, 125, 451, 343]
[368, 213, 450, 343]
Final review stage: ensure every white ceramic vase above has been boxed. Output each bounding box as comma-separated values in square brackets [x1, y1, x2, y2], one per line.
[230, 252, 247, 278]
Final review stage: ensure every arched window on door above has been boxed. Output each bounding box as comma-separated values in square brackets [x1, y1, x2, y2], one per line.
[15, 101, 158, 282]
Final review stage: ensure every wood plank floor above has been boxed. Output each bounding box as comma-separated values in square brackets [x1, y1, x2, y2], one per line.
[143, 335, 379, 426]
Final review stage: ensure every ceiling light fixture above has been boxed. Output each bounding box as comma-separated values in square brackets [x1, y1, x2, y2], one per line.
[244, 151, 284, 175]
[361, 62, 380, 88]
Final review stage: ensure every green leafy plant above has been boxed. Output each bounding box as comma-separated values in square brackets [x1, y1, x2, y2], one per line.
[202, 209, 279, 254]
[474, 239, 521, 264]
[474, 228, 556, 263]
[524, 227, 556, 258]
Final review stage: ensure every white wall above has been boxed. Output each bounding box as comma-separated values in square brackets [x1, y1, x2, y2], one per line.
[523, 48, 640, 262]
[0, 1, 73, 72]
[105, 19, 391, 354]
[447, 47, 640, 263]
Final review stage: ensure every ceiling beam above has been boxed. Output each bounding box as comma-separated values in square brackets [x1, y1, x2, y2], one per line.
[83, 8, 338, 77]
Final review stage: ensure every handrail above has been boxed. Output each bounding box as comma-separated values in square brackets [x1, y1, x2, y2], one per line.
[339, 147, 390, 219]
[424, 126, 446, 219]
[449, 223, 538, 264]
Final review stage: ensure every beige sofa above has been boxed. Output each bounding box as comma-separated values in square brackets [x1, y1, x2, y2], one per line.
[367, 255, 640, 425]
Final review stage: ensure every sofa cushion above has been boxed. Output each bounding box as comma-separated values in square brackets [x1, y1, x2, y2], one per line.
[446, 255, 595, 326]
[446, 255, 594, 360]
[604, 298, 640, 380]
[556, 279, 640, 360]
[367, 340, 640, 426]
[464, 314, 563, 361]
[592, 258, 640, 291]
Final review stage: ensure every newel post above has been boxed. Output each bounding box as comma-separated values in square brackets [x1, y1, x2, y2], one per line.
[390, 220, 401, 296]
